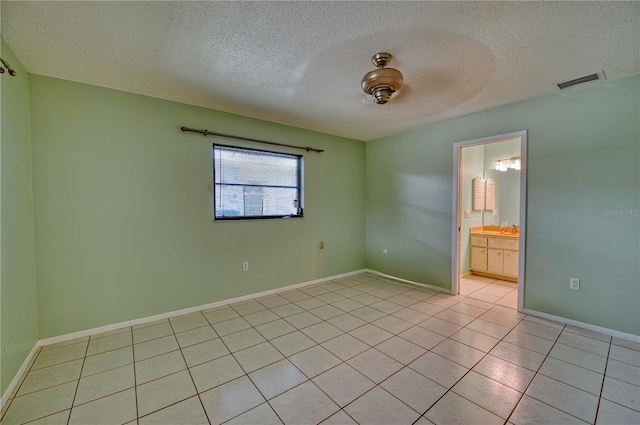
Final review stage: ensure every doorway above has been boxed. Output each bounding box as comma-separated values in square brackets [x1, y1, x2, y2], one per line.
[451, 131, 527, 311]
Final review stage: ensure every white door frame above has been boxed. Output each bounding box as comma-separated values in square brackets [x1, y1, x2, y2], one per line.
[450, 130, 527, 312]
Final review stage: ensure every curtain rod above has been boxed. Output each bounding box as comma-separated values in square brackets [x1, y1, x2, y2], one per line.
[180, 127, 324, 153]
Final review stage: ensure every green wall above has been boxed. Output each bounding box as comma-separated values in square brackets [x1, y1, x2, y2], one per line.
[0, 39, 39, 395]
[367, 75, 640, 335]
[29, 76, 366, 338]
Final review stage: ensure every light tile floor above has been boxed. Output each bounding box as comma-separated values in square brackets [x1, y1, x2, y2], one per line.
[2, 273, 639, 424]
[461, 275, 518, 309]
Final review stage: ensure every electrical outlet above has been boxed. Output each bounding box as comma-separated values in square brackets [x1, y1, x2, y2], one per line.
[319, 241, 324, 249]
[464, 210, 471, 218]
[242, 261, 249, 271]
[383, 249, 388, 255]
[570, 277, 580, 290]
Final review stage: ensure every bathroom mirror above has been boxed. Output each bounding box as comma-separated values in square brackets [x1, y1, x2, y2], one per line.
[482, 166, 520, 226]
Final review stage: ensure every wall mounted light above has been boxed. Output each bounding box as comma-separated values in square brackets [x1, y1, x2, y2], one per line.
[495, 157, 521, 172]
[361, 53, 404, 105]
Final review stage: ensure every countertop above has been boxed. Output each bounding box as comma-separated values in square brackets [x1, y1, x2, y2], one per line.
[470, 226, 519, 239]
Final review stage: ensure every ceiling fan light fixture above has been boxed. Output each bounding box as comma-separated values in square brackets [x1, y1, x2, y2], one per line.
[361, 53, 404, 105]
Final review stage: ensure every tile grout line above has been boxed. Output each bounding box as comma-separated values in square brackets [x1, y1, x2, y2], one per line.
[0, 346, 44, 423]
[258, 282, 414, 424]
[226, 297, 347, 424]
[245, 278, 488, 423]
[501, 323, 602, 425]
[217, 302, 289, 424]
[65, 338, 91, 425]
[413, 310, 529, 423]
[166, 312, 213, 425]
[128, 328, 140, 425]
[592, 337, 613, 424]
[225, 278, 411, 424]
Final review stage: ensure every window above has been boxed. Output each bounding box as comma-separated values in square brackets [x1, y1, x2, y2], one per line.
[213, 144, 303, 220]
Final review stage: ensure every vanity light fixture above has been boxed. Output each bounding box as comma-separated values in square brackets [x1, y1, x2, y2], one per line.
[361, 53, 404, 105]
[495, 157, 521, 172]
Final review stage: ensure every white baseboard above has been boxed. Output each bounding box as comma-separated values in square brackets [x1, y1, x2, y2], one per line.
[522, 308, 640, 343]
[365, 269, 450, 294]
[1, 343, 40, 409]
[38, 269, 367, 347]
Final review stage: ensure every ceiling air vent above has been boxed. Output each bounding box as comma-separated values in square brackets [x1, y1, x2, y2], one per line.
[556, 72, 604, 90]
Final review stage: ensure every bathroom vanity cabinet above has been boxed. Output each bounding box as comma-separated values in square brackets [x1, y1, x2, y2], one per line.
[470, 230, 519, 282]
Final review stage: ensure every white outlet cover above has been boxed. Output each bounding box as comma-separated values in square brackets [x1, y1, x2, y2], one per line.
[464, 210, 471, 218]
[570, 277, 580, 290]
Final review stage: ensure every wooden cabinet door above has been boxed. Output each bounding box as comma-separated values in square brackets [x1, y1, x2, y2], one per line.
[503, 250, 519, 277]
[487, 249, 504, 274]
[470, 247, 487, 271]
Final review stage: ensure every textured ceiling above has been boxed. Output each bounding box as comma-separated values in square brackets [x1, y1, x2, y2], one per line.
[2, 1, 639, 141]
